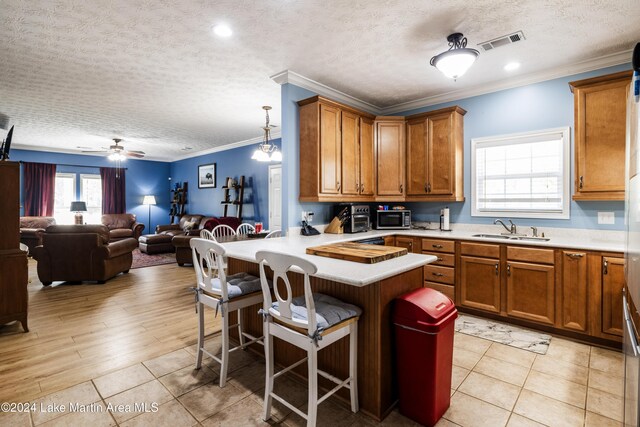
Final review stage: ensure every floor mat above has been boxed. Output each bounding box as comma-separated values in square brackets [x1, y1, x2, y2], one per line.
[455, 313, 551, 354]
[131, 248, 176, 269]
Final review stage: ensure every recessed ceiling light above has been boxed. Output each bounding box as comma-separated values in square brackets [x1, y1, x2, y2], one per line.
[213, 24, 232, 38]
[504, 62, 521, 71]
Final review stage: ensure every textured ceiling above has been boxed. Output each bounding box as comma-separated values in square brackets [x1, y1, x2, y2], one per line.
[1, 0, 639, 161]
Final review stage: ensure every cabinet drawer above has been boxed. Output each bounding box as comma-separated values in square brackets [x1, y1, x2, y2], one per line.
[507, 246, 555, 264]
[422, 252, 455, 267]
[460, 242, 500, 258]
[424, 265, 455, 285]
[421, 239, 454, 253]
[424, 282, 454, 300]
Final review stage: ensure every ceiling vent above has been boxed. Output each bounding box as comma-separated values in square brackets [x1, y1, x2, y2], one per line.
[478, 31, 525, 52]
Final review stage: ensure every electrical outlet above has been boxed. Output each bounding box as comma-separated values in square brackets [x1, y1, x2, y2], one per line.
[598, 212, 615, 225]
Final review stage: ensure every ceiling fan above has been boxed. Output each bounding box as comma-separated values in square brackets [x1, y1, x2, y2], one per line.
[80, 138, 145, 159]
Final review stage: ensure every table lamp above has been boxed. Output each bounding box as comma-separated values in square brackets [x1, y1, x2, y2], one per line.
[70, 201, 87, 225]
[142, 195, 156, 232]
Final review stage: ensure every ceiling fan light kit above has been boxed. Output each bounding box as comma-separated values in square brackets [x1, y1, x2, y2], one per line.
[252, 105, 281, 162]
[430, 32, 479, 80]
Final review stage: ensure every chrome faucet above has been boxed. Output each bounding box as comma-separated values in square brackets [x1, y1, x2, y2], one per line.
[530, 226, 538, 237]
[494, 219, 517, 235]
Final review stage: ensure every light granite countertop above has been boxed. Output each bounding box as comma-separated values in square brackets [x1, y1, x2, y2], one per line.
[221, 223, 624, 287]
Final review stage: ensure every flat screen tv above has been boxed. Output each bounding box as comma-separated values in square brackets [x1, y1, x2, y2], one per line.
[1, 125, 14, 160]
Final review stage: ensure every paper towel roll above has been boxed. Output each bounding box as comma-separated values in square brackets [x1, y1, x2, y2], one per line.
[443, 207, 450, 230]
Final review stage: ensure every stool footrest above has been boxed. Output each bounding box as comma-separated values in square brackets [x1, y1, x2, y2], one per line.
[274, 357, 308, 379]
[270, 392, 307, 420]
[318, 376, 352, 405]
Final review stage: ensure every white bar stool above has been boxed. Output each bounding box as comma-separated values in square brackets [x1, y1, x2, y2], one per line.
[256, 250, 361, 426]
[190, 238, 265, 387]
[237, 223, 256, 235]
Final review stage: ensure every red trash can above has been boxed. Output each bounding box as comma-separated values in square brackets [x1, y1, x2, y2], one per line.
[393, 288, 458, 426]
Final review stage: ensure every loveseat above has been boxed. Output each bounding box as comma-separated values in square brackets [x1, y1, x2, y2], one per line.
[171, 216, 242, 265]
[32, 225, 137, 286]
[155, 214, 213, 237]
[101, 213, 145, 241]
[20, 216, 57, 253]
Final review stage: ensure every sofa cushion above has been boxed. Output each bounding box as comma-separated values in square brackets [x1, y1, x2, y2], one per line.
[20, 216, 56, 229]
[179, 215, 204, 229]
[46, 224, 110, 244]
[102, 214, 135, 230]
[182, 220, 197, 232]
[110, 229, 134, 239]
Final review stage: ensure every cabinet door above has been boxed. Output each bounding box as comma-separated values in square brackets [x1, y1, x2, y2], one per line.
[574, 78, 629, 198]
[406, 119, 428, 195]
[561, 251, 588, 332]
[319, 104, 342, 194]
[341, 111, 360, 196]
[395, 236, 415, 253]
[376, 120, 405, 196]
[427, 112, 455, 195]
[507, 261, 555, 325]
[383, 235, 395, 246]
[602, 256, 625, 337]
[460, 256, 501, 313]
[359, 117, 375, 196]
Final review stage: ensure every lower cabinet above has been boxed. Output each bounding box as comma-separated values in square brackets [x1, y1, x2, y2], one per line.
[395, 236, 415, 253]
[506, 261, 555, 325]
[561, 251, 589, 332]
[601, 256, 625, 337]
[460, 256, 501, 313]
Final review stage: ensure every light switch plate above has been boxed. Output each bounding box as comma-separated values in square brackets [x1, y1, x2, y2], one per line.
[598, 212, 615, 225]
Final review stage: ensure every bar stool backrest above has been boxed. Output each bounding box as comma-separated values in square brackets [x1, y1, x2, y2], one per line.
[264, 230, 282, 239]
[237, 223, 255, 235]
[190, 238, 228, 300]
[213, 224, 236, 239]
[200, 229, 216, 241]
[256, 251, 319, 335]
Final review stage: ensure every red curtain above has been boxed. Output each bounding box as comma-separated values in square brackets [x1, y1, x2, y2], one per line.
[100, 167, 126, 214]
[23, 162, 56, 216]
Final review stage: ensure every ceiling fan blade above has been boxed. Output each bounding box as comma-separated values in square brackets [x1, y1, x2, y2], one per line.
[127, 150, 145, 155]
[81, 150, 108, 154]
[125, 152, 145, 158]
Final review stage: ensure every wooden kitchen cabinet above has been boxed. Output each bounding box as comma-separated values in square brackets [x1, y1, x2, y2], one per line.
[601, 256, 625, 337]
[460, 255, 501, 313]
[375, 116, 405, 199]
[404, 107, 465, 201]
[506, 261, 555, 325]
[383, 235, 395, 246]
[570, 71, 632, 201]
[298, 96, 376, 202]
[395, 236, 419, 253]
[560, 251, 589, 333]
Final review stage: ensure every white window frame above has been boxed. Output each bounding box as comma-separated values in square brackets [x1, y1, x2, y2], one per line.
[471, 126, 571, 220]
[53, 173, 77, 224]
[80, 174, 102, 224]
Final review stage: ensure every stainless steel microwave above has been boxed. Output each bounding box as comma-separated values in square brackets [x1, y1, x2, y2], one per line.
[374, 210, 411, 230]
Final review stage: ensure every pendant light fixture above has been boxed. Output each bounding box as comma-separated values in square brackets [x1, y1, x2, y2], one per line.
[430, 33, 479, 80]
[252, 106, 281, 162]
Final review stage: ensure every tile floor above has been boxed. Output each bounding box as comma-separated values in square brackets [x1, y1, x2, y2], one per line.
[0, 332, 625, 427]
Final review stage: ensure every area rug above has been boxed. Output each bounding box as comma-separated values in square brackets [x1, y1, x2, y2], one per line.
[455, 313, 551, 354]
[131, 248, 176, 269]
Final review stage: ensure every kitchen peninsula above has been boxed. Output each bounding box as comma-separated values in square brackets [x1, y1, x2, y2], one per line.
[222, 232, 436, 421]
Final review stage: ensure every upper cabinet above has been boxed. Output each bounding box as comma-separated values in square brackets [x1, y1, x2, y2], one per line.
[405, 107, 466, 201]
[570, 71, 632, 201]
[375, 116, 405, 199]
[298, 96, 376, 202]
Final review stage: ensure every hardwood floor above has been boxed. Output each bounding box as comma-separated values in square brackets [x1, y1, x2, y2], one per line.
[0, 259, 220, 403]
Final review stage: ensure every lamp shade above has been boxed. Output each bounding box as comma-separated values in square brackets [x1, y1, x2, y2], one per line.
[142, 195, 156, 205]
[70, 201, 87, 212]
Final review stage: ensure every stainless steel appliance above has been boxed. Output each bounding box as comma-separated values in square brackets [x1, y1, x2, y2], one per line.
[624, 43, 640, 427]
[375, 210, 411, 230]
[356, 237, 385, 245]
[333, 203, 370, 233]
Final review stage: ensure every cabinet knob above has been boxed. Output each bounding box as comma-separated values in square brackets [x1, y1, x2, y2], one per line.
[603, 258, 609, 275]
[427, 183, 431, 193]
[433, 244, 443, 249]
[507, 264, 511, 276]
[360, 183, 364, 192]
[566, 253, 584, 258]
[400, 184, 403, 193]
[495, 263, 499, 275]
[437, 257, 443, 262]
[337, 181, 341, 191]
[579, 176, 584, 189]
[432, 272, 444, 277]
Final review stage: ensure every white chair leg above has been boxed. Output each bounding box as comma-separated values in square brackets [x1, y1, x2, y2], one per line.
[237, 308, 245, 348]
[195, 301, 205, 369]
[219, 309, 229, 387]
[349, 322, 359, 413]
[307, 345, 318, 427]
[263, 324, 274, 421]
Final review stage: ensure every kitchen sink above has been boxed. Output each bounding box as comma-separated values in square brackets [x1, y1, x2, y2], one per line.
[472, 234, 551, 242]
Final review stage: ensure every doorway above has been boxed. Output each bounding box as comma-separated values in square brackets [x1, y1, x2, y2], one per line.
[268, 164, 282, 231]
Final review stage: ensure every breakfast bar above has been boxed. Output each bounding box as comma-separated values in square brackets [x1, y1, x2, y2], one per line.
[222, 233, 436, 421]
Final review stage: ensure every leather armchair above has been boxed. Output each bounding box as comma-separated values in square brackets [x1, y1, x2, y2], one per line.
[32, 225, 137, 286]
[20, 216, 57, 253]
[101, 213, 145, 241]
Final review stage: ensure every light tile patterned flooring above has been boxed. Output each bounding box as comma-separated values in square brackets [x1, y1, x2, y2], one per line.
[0, 329, 624, 427]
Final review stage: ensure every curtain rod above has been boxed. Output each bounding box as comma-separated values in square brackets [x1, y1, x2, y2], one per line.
[19, 161, 128, 170]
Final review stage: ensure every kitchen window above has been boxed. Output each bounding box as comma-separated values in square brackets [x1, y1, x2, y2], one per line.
[471, 127, 570, 219]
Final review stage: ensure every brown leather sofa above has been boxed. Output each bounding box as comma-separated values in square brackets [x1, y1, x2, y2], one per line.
[155, 214, 211, 237]
[20, 216, 57, 253]
[101, 213, 145, 241]
[32, 225, 138, 286]
[172, 216, 242, 266]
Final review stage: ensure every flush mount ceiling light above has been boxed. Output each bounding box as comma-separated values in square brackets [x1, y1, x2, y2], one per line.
[430, 33, 479, 80]
[213, 24, 232, 37]
[252, 106, 281, 162]
[504, 61, 521, 71]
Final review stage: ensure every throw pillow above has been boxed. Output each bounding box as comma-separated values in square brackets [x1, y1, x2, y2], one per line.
[183, 220, 197, 232]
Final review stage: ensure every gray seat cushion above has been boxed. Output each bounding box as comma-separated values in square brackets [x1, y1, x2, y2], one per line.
[210, 272, 262, 299]
[272, 293, 361, 329]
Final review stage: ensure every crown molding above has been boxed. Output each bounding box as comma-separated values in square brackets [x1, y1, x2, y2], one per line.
[270, 70, 382, 114]
[171, 131, 282, 161]
[11, 143, 171, 162]
[271, 49, 632, 116]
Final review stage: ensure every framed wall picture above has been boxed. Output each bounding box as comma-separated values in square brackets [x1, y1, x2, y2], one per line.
[198, 163, 216, 188]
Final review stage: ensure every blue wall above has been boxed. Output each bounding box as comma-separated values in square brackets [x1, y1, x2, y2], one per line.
[169, 140, 281, 228]
[279, 64, 631, 230]
[11, 149, 171, 233]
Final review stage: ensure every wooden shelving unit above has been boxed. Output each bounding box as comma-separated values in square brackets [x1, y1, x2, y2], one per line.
[169, 182, 188, 224]
[221, 176, 245, 219]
